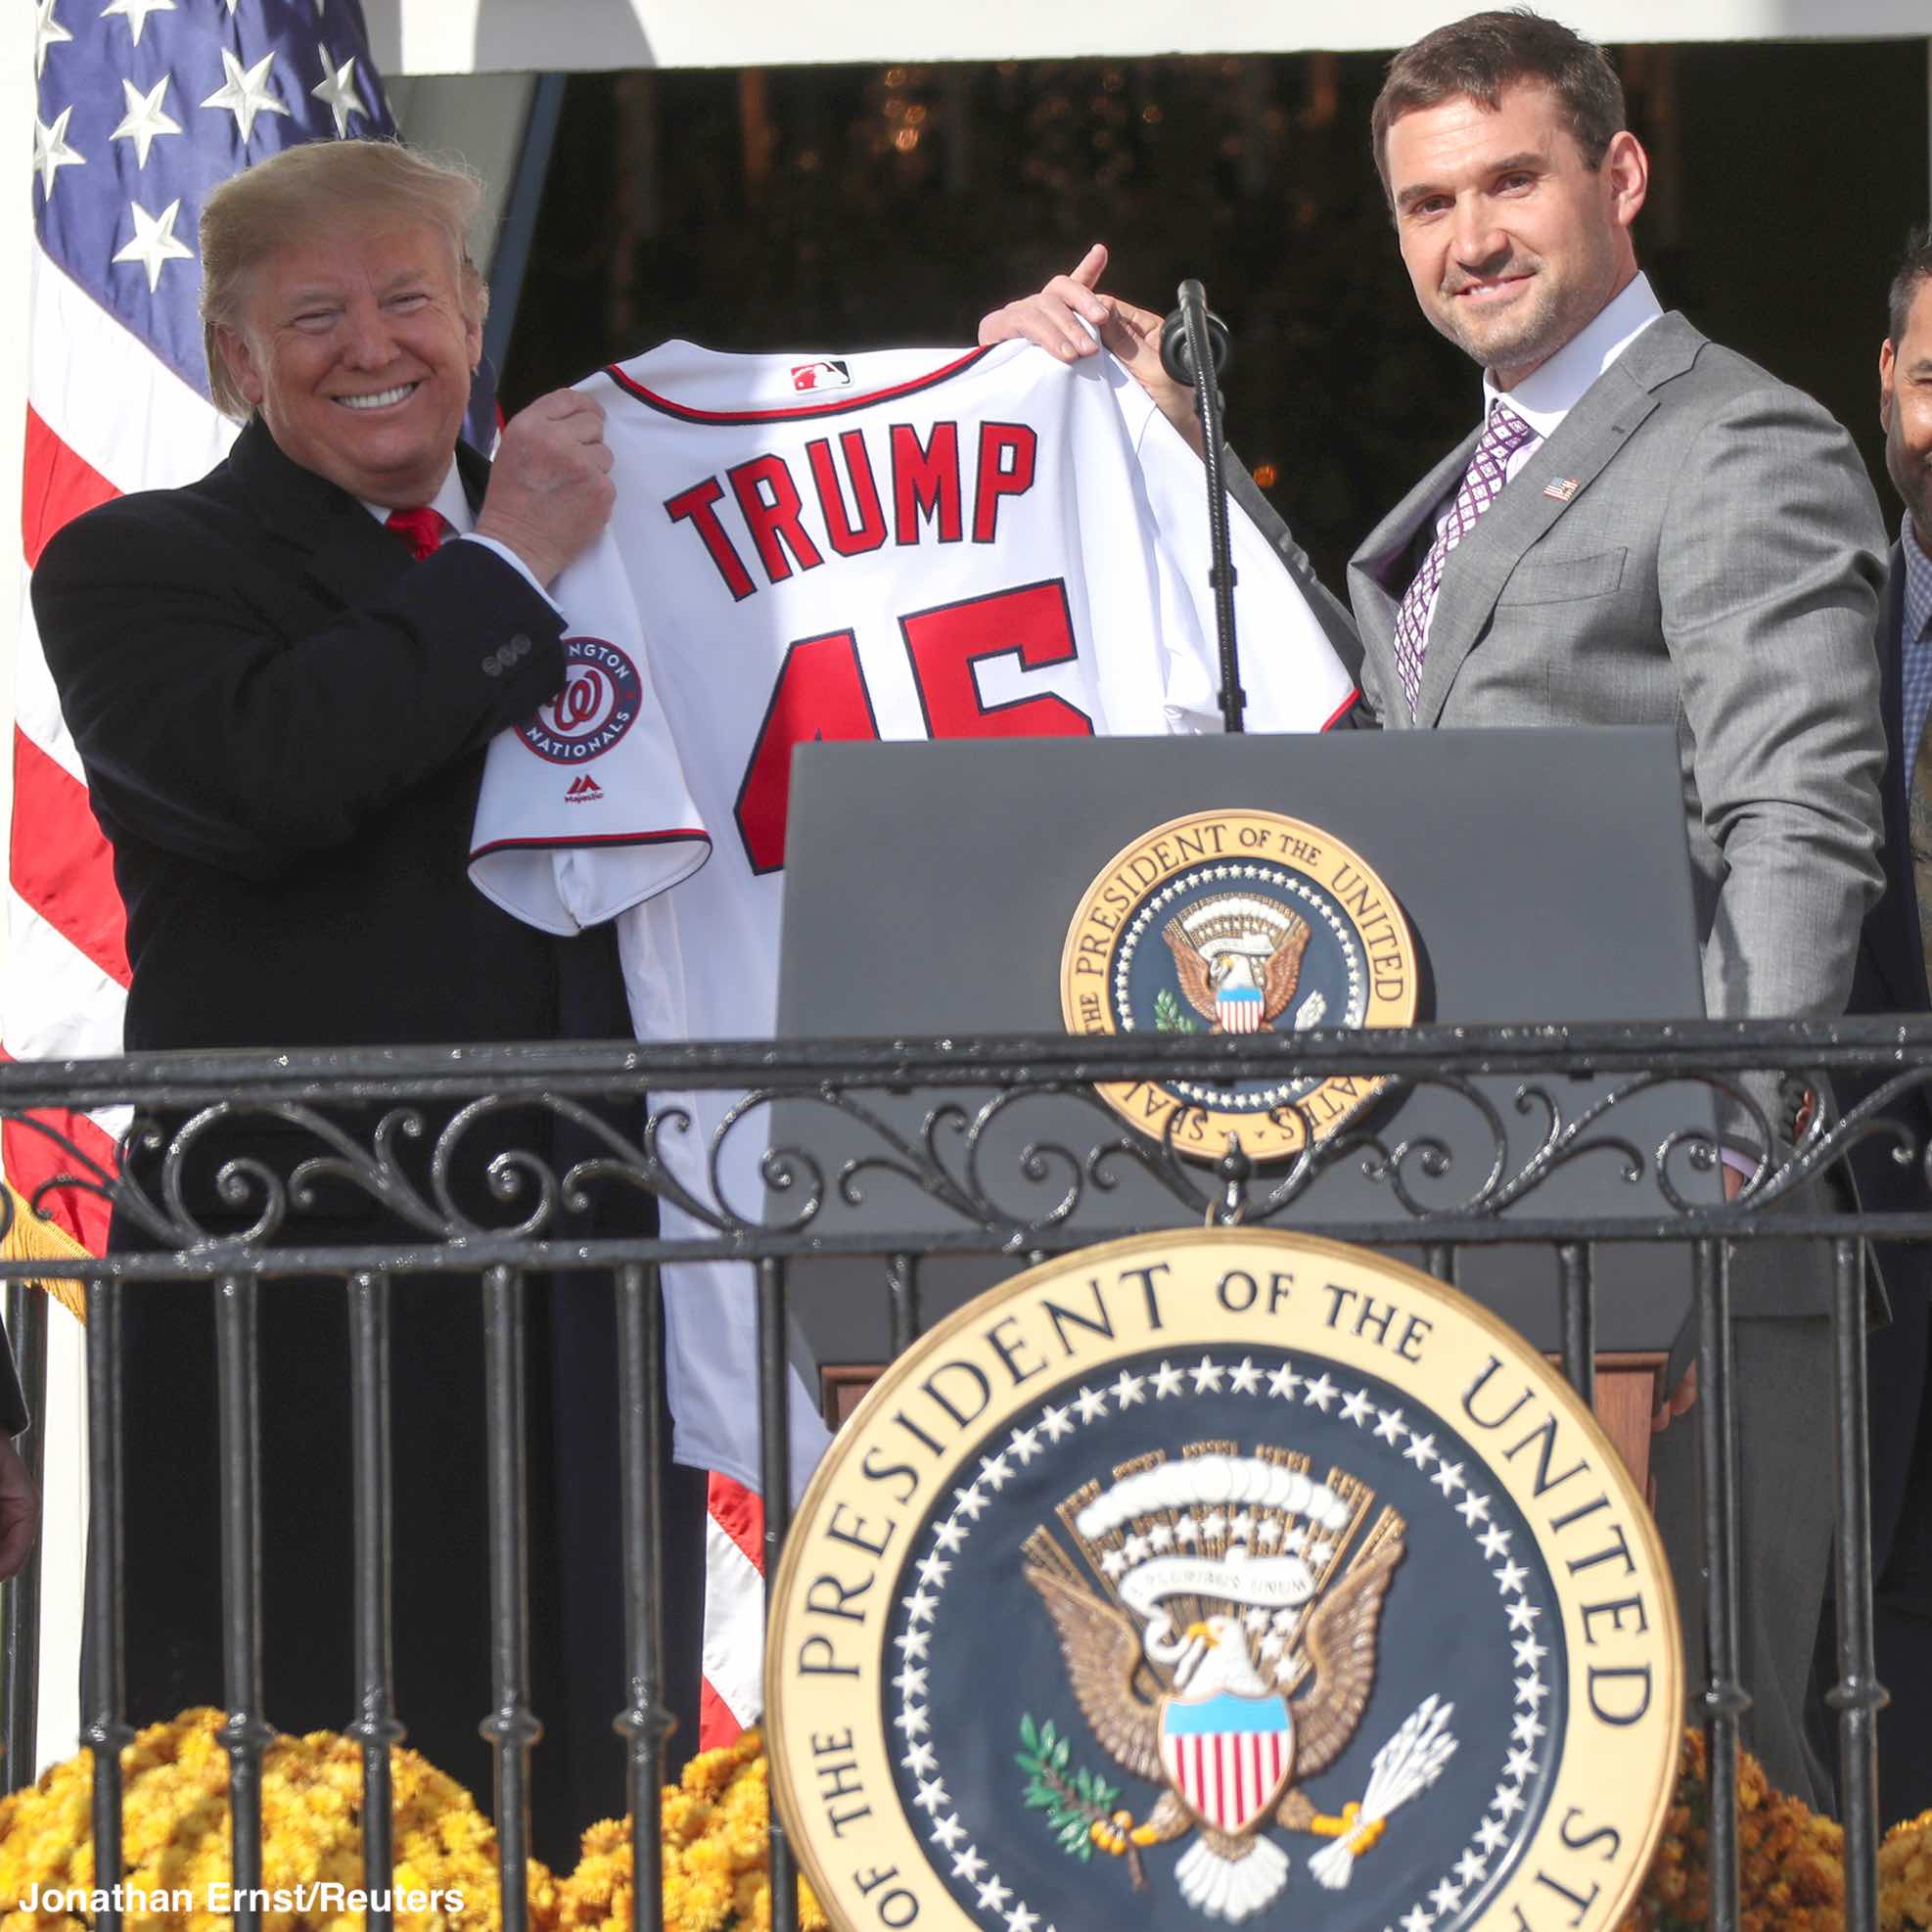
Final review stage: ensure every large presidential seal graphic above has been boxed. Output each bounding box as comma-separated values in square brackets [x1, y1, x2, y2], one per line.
[768, 1231, 1679, 1932]
[1059, 813, 1419, 1161]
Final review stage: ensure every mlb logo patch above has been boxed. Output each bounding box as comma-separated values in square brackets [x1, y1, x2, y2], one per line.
[1542, 477, 1580, 502]
[791, 358, 852, 392]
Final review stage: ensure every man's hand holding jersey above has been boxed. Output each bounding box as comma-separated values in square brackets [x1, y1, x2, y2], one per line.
[977, 243, 1205, 457]
[475, 388, 618, 588]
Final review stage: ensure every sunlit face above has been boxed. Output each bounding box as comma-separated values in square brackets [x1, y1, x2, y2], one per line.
[1881, 277, 1932, 552]
[1384, 82, 1646, 391]
[215, 219, 483, 507]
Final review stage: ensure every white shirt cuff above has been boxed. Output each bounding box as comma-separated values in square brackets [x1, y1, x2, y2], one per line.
[459, 532, 561, 614]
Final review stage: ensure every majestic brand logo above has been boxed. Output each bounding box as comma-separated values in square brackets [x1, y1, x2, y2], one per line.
[767, 1231, 1680, 1932]
[1060, 811, 1419, 1161]
[564, 774, 604, 803]
[517, 637, 643, 765]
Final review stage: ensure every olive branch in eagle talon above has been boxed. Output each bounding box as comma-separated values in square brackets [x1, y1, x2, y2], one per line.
[1013, 1713, 1148, 1889]
[1021, 1534, 1402, 1920]
[1152, 988, 1202, 1035]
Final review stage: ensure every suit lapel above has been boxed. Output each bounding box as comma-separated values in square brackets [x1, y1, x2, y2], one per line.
[228, 416, 414, 608]
[1350, 310, 1705, 727]
[1412, 359, 1664, 724]
[1347, 432, 1478, 726]
[225, 416, 490, 611]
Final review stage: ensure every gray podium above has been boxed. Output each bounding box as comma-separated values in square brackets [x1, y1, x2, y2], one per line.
[773, 727, 1718, 1437]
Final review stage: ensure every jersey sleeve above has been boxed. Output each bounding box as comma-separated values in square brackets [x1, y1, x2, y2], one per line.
[468, 527, 711, 934]
[1118, 374, 1358, 734]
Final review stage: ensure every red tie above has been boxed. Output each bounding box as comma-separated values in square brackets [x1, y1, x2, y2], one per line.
[383, 505, 450, 561]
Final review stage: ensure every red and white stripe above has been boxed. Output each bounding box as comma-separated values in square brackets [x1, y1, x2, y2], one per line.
[699, 1469, 765, 1747]
[10, 243, 234, 1241]
[10, 241, 236, 1772]
[1161, 1721, 1295, 1835]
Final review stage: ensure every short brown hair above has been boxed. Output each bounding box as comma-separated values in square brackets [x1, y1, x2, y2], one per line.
[1370, 10, 1627, 202]
[199, 138, 487, 420]
[1889, 223, 1932, 346]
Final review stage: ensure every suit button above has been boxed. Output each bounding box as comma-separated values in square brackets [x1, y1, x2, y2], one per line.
[509, 632, 531, 659]
[482, 653, 502, 676]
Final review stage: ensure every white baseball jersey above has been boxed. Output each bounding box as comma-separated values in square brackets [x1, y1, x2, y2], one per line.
[470, 339, 1358, 1493]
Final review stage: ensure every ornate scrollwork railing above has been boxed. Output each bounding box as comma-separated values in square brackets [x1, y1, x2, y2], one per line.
[5, 1017, 1931, 1273]
[3, 1016, 1927, 1932]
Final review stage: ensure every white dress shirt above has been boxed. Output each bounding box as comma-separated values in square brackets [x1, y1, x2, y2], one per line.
[1481, 269, 1665, 483]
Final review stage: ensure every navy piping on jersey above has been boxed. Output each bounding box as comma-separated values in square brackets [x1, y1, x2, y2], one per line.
[469, 827, 712, 856]
[603, 346, 995, 425]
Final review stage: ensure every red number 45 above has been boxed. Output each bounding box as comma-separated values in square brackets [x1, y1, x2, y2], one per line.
[732, 577, 1094, 874]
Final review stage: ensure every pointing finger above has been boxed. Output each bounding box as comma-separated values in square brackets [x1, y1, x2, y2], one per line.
[1069, 242, 1110, 292]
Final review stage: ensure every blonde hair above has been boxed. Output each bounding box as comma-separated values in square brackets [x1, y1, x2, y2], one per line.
[199, 139, 488, 420]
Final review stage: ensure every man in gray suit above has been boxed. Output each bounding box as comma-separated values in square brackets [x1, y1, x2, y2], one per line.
[981, 11, 1887, 1806]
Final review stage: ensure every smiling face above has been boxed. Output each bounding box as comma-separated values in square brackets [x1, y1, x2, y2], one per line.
[215, 219, 483, 507]
[1881, 277, 1932, 553]
[1385, 81, 1646, 391]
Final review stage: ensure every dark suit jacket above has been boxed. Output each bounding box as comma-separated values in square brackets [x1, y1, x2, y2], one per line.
[1846, 543, 1932, 1574]
[31, 415, 604, 1052]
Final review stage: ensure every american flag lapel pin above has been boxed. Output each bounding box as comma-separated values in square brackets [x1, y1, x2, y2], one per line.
[1542, 477, 1580, 503]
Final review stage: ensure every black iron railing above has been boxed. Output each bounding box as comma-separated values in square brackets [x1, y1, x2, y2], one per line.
[0, 1016, 1925, 1932]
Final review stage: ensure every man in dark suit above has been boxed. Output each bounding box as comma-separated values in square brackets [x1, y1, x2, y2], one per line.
[979, 12, 1887, 1807]
[29, 139, 645, 1861]
[1840, 225, 1932, 1822]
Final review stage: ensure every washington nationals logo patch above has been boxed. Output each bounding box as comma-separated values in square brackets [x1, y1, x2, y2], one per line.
[518, 636, 643, 765]
[1059, 811, 1419, 1162]
[767, 1231, 1680, 1932]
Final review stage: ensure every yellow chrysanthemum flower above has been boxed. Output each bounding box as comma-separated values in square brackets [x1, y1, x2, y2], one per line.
[1609, 1729, 1932, 1932]
[551, 1734, 822, 1932]
[0, 1710, 553, 1932]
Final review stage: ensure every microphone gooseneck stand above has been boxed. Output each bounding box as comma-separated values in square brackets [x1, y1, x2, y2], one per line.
[1159, 281, 1243, 733]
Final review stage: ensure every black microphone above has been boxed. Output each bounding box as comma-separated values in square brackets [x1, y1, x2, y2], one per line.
[1159, 298, 1230, 388]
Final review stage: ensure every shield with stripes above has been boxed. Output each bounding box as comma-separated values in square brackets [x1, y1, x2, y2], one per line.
[1159, 1690, 1296, 1835]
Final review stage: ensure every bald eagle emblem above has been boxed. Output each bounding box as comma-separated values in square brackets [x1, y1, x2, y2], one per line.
[1162, 894, 1312, 1035]
[1022, 1449, 1455, 1921]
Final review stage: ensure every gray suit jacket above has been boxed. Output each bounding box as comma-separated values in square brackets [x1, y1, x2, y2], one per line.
[1340, 311, 1888, 1035]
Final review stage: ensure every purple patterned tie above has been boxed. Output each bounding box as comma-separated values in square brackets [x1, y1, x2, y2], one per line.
[1390, 401, 1536, 714]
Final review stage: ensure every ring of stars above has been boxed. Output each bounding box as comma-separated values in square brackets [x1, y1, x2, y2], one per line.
[887, 1353, 1558, 1932]
[1107, 861, 1368, 1111]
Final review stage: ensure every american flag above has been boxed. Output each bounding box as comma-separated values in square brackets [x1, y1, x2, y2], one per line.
[13, 2, 424, 1247]
[18, 0, 764, 1771]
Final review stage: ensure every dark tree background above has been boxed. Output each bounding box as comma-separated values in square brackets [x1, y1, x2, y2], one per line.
[507, 43, 1928, 588]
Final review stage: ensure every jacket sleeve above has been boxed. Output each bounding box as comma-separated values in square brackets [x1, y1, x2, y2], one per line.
[1658, 383, 1888, 1028]
[31, 502, 568, 882]
[1223, 450, 1366, 697]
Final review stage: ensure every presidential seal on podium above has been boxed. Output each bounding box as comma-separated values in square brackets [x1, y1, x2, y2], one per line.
[1058, 812, 1418, 1161]
[767, 1230, 1679, 1932]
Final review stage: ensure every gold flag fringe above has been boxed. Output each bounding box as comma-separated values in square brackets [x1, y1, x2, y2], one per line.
[1, 1184, 89, 1323]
